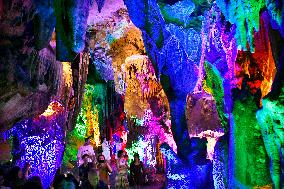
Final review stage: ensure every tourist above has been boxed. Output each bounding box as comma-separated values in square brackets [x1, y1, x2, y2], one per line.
[115, 138, 123, 159]
[79, 154, 93, 189]
[88, 164, 99, 189]
[77, 137, 95, 166]
[22, 176, 43, 189]
[53, 173, 79, 189]
[115, 150, 129, 189]
[101, 138, 111, 161]
[96, 154, 112, 189]
[130, 153, 145, 189]
[7, 164, 30, 189]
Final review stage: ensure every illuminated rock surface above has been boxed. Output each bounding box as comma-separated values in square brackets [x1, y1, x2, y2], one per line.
[0, 0, 283, 188]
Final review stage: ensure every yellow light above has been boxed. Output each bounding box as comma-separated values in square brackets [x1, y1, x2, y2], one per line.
[41, 101, 64, 117]
[62, 62, 72, 88]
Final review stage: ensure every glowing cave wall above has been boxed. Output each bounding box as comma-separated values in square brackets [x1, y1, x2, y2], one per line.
[86, 8, 176, 169]
[0, 0, 283, 188]
[124, 0, 283, 188]
[2, 102, 66, 188]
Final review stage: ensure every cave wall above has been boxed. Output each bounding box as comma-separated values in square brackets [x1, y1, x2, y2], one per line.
[0, 0, 283, 188]
[124, 0, 283, 188]
[0, 0, 91, 188]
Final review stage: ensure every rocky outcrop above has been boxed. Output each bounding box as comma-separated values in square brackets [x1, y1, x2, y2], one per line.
[160, 139, 214, 189]
[54, 0, 92, 61]
[124, 0, 199, 163]
[0, 2, 91, 189]
[124, 0, 283, 188]
[255, 11, 284, 189]
[0, 0, 53, 130]
[0, 47, 58, 130]
[186, 91, 223, 135]
[0, 0, 93, 131]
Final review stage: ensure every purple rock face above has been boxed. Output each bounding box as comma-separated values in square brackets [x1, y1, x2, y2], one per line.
[4, 105, 66, 188]
[0, 2, 89, 187]
[0, 0, 57, 130]
[0, 47, 57, 130]
[125, 0, 198, 162]
[0, 0, 91, 129]
[160, 140, 214, 189]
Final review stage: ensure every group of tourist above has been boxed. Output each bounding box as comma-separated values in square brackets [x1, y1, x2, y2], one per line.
[0, 163, 44, 189]
[114, 150, 145, 189]
[0, 137, 145, 189]
[78, 153, 112, 189]
[77, 137, 146, 189]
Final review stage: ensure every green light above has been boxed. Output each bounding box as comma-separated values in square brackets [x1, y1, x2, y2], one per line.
[75, 123, 86, 138]
[203, 61, 228, 131]
[232, 96, 271, 187]
[216, 0, 265, 51]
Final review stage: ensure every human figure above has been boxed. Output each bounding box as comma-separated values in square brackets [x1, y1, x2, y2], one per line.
[96, 154, 112, 189]
[115, 138, 123, 159]
[102, 138, 111, 161]
[53, 173, 79, 189]
[8, 164, 30, 189]
[22, 176, 43, 189]
[130, 153, 145, 188]
[88, 165, 99, 189]
[115, 150, 129, 189]
[22, 163, 31, 180]
[77, 137, 95, 166]
[0, 169, 10, 189]
[79, 154, 94, 189]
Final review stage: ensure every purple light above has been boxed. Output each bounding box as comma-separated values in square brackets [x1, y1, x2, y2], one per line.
[19, 136, 64, 188]
[3, 101, 66, 189]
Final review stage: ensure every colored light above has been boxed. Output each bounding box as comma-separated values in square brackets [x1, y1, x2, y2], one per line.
[2, 101, 66, 188]
[41, 101, 64, 117]
[19, 136, 64, 188]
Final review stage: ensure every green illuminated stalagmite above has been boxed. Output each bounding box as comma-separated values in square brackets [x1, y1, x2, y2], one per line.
[232, 96, 271, 187]
[63, 84, 106, 165]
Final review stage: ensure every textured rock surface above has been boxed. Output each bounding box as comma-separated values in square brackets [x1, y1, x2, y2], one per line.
[4, 102, 66, 188]
[0, 47, 59, 130]
[232, 94, 271, 187]
[212, 135, 228, 189]
[124, 0, 283, 188]
[54, 0, 92, 61]
[124, 0, 199, 163]
[256, 95, 284, 189]
[255, 11, 284, 189]
[0, 0, 283, 188]
[160, 139, 214, 189]
[186, 91, 223, 135]
[0, 0, 90, 173]
[0, 0, 58, 129]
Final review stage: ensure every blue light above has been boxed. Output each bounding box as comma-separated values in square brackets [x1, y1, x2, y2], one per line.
[19, 136, 64, 188]
[4, 114, 65, 189]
